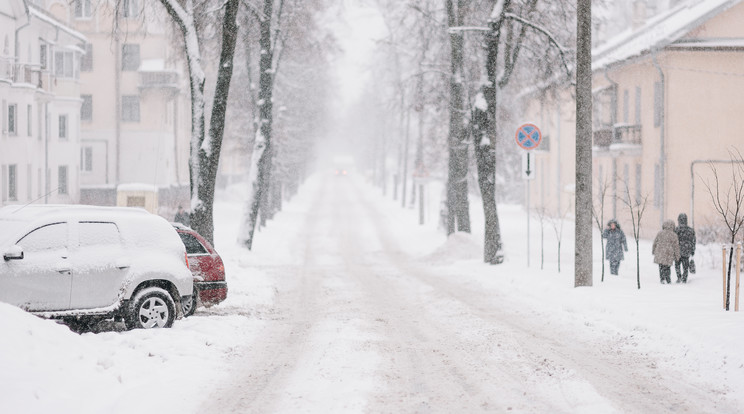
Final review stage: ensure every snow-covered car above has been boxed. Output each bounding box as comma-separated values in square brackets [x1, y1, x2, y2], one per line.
[0, 205, 193, 330]
[172, 223, 227, 316]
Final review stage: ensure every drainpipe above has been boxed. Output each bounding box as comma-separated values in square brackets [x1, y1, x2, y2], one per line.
[652, 52, 665, 227]
[14, 14, 31, 76]
[114, 38, 121, 185]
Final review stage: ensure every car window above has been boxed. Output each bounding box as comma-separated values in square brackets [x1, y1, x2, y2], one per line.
[178, 232, 208, 255]
[79, 222, 122, 247]
[17, 223, 68, 252]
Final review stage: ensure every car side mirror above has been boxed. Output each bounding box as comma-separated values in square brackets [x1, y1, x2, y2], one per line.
[3, 245, 24, 261]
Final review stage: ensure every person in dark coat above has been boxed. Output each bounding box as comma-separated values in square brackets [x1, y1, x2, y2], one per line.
[674, 213, 696, 283]
[653, 220, 681, 284]
[602, 219, 628, 275]
[174, 205, 190, 227]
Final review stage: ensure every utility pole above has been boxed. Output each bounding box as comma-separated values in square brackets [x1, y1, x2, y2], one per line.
[575, 0, 593, 287]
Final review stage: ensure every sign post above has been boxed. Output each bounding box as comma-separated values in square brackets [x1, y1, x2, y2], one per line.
[516, 123, 542, 267]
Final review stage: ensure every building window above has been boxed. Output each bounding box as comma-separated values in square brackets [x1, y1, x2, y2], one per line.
[26, 164, 31, 201]
[27, 104, 32, 136]
[121, 44, 140, 71]
[59, 115, 68, 140]
[8, 104, 17, 135]
[635, 163, 642, 202]
[622, 89, 629, 124]
[654, 163, 661, 208]
[8, 164, 17, 200]
[81, 146, 93, 172]
[654, 81, 662, 128]
[122, 95, 140, 122]
[634, 86, 641, 124]
[58, 166, 68, 195]
[40, 44, 47, 69]
[81, 43, 93, 72]
[1, 165, 6, 202]
[593, 86, 616, 129]
[81, 95, 92, 121]
[623, 163, 630, 203]
[123, 0, 139, 18]
[54, 50, 76, 79]
[74, 0, 92, 19]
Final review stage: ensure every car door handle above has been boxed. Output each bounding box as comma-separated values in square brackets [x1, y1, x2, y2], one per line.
[116, 259, 130, 270]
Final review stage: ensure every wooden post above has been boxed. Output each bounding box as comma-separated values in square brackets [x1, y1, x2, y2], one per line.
[723, 245, 728, 310]
[736, 242, 742, 312]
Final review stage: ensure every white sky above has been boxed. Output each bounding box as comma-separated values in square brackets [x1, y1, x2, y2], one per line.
[330, 0, 387, 106]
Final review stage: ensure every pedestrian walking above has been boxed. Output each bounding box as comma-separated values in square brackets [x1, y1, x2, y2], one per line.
[174, 205, 190, 227]
[602, 219, 628, 275]
[674, 213, 696, 283]
[653, 220, 681, 284]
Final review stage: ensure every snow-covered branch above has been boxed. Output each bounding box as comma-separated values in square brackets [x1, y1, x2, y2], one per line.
[448, 26, 490, 33]
[489, 0, 507, 22]
[503, 12, 571, 78]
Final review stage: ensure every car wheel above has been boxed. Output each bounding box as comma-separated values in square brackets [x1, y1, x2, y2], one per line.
[125, 287, 176, 329]
[182, 290, 197, 317]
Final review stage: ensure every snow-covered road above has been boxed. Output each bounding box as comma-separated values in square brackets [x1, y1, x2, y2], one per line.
[3, 173, 744, 414]
[200, 176, 742, 413]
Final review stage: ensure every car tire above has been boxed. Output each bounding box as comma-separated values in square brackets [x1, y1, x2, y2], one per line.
[124, 287, 176, 329]
[182, 289, 197, 317]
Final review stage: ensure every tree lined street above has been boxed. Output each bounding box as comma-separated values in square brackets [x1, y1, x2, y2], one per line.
[198, 175, 741, 413]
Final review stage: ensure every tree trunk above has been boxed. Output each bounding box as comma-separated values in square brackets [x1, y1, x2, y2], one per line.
[575, 0, 593, 287]
[240, 0, 276, 250]
[471, 5, 506, 263]
[636, 239, 641, 289]
[600, 239, 605, 282]
[445, 0, 470, 235]
[159, 0, 239, 246]
[726, 236, 735, 310]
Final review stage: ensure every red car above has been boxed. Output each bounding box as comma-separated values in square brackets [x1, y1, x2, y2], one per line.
[172, 223, 227, 316]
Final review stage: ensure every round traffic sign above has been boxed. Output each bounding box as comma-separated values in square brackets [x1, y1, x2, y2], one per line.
[515, 123, 541, 150]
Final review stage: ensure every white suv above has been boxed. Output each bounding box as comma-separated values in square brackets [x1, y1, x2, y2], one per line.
[0, 205, 193, 330]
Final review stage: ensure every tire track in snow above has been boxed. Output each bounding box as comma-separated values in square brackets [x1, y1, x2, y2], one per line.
[351, 177, 740, 414]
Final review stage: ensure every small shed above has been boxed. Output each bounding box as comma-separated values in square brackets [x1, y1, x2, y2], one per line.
[116, 183, 159, 214]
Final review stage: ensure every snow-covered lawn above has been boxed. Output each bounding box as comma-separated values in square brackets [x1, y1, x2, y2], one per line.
[1, 174, 743, 413]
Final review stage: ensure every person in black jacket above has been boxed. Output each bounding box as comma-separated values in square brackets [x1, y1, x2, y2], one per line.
[174, 205, 190, 227]
[674, 213, 696, 283]
[602, 219, 628, 275]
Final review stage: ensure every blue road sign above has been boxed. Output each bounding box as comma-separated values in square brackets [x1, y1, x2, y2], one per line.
[515, 123, 542, 150]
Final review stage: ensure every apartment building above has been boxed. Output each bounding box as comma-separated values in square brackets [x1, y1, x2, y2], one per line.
[520, 0, 744, 238]
[0, 0, 86, 206]
[44, 0, 191, 209]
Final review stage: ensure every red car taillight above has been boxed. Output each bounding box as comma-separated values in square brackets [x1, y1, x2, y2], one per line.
[184, 252, 190, 270]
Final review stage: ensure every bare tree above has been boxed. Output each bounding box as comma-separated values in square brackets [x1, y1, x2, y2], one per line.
[445, 0, 471, 235]
[534, 206, 548, 270]
[592, 174, 611, 281]
[575, 0, 592, 286]
[467, 0, 572, 264]
[548, 204, 571, 273]
[155, 0, 240, 246]
[620, 181, 649, 290]
[703, 149, 744, 310]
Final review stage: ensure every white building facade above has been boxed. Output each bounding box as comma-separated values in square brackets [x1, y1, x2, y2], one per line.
[0, 0, 86, 206]
[42, 0, 191, 210]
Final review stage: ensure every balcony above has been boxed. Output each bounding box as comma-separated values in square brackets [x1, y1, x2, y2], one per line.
[593, 124, 643, 156]
[593, 127, 613, 148]
[138, 59, 179, 92]
[139, 71, 178, 89]
[0, 59, 54, 93]
[613, 124, 642, 145]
